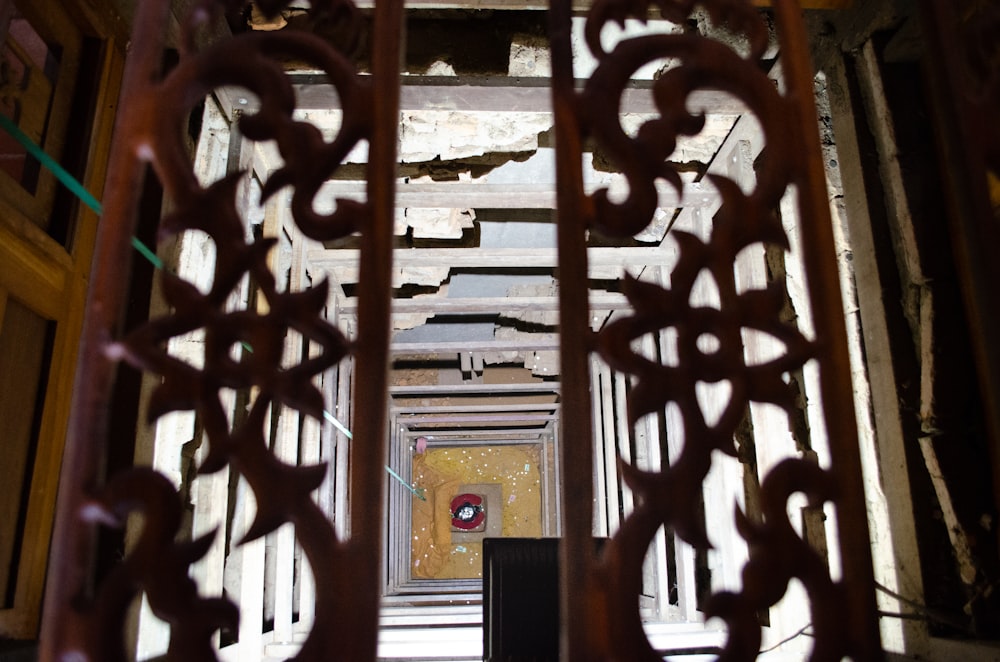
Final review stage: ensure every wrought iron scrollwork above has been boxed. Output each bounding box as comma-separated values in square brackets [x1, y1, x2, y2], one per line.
[46, 0, 395, 658]
[42, 0, 881, 658]
[552, 0, 880, 659]
[74, 469, 238, 662]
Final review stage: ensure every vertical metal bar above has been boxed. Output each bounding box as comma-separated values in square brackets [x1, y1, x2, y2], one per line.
[345, 0, 403, 656]
[38, 0, 170, 657]
[773, 1, 881, 657]
[549, 0, 600, 657]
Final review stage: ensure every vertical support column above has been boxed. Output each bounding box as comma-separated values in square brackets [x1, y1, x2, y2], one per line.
[590, 356, 609, 537]
[344, 0, 403, 656]
[656, 266, 699, 624]
[637, 334, 670, 619]
[774, 1, 881, 657]
[237, 473, 266, 658]
[613, 371, 634, 520]
[549, 0, 599, 657]
[273, 410, 300, 643]
[320, 361, 338, 520]
[598, 362, 621, 534]
[190, 406, 235, 649]
[818, 47, 925, 651]
[272, 226, 309, 644]
[299, 347, 322, 633]
[39, 0, 170, 657]
[334, 356, 353, 539]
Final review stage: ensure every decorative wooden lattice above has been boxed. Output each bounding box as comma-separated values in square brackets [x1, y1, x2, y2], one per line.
[38, 0, 882, 660]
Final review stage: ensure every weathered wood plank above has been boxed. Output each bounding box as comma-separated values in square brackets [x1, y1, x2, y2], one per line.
[392, 402, 559, 414]
[313, 180, 716, 210]
[391, 338, 561, 354]
[334, 358, 352, 539]
[398, 411, 557, 424]
[338, 293, 628, 314]
[309, 246, 674, 271]
[287, 78, 749, 115]
[590, 356, 609, 537]
[819, 42, 926, 652]
[598, 362, 621, 534]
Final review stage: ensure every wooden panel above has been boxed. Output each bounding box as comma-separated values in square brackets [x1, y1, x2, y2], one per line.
[0, 2, 122, 639]
[0, 299, 49, 606]
[4, 273, 82, 638]
[0, 220, 68, 321]
[2, 0, 83, 232]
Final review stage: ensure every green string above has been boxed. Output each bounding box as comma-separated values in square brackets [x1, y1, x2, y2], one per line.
[385, 465, 427, 501]
[0, 113, 103, 216]
[0, 112, 167, 271]
[130, 236, 164, 270]
[2, 116, 281, 396]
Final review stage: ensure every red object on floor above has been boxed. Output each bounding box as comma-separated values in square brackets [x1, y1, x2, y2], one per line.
[450, 493, 485, 530]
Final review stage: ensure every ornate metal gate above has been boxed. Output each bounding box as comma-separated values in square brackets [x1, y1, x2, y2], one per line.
[38, 0, 882, 659]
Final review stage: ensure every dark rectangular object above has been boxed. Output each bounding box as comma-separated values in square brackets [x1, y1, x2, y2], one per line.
[483, 538, 562, 662]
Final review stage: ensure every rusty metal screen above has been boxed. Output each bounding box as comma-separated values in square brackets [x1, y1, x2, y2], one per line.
[38, 0, 882, 660]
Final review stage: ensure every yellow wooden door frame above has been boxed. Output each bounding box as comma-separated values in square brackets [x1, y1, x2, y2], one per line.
[0, 0, 123, 638]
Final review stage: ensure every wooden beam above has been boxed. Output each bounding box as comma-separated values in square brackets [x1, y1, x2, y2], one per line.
[314, 180, 717, 210]
[400, 429, 549, 440]
[397, 412, 557, 424]
[390, 338, 561, 353]
[287, 77, 750, 115]
[338, 292, 628, 314]
[818, 45, 925, 652]
[392, 402, 559, 414]
[390, 382, 558, 395]
[309, 246, 673, 271]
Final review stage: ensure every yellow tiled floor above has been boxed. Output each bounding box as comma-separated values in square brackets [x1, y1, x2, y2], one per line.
[410, 445, 542, 579]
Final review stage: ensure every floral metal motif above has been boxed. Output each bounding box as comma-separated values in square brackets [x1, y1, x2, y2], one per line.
[42, 0, 881, 658]
[74, 469, 239, 662]
[50, 0, 387, 659]
[553, 0, 879, 659]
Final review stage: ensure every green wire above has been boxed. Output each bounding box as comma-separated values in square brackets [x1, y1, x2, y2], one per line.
[0, 112, 167, 271]
[385, 465, 427, 501]
[0, 113, 103, 216]
[3, 117, 271, 372]
[3, 112, 381, 473]
[130, 236, 164, 270]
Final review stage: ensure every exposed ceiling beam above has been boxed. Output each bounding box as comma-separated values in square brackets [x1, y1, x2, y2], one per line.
[309, 246, 673, 271]
[390, 338, 561, 353]
[315, 180, 716, 210]
[283, 77, 750, 115]
[397, 413, 558, 424]
[393, 403, 560, 413]
[390, 382, 558, 394]
[337, 293, 628, 314]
